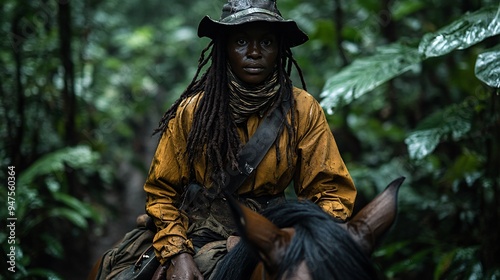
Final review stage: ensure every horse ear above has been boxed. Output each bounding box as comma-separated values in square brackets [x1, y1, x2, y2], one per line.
[345, 177, 405, 255]
[225, 194, 295, 271]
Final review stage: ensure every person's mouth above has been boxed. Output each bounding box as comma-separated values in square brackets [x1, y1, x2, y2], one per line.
[244, 65, 265, 74]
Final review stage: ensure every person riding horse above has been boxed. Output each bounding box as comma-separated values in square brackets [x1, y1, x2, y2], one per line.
[144, 0, 357, 278]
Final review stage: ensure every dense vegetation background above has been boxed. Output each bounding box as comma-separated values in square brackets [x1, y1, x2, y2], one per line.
[1, 0, 499, 279]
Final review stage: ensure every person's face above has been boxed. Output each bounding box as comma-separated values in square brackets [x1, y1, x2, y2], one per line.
[226, 22, 279, 85]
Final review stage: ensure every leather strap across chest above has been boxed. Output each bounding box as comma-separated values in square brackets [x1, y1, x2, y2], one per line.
[223, 97, 291, 195]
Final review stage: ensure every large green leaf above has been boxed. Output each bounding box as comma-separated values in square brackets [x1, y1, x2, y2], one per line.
[320, 43, 422, 113]
[404, 129, 442, 161]
[405, 103, 474, 160]
[419, 5, 500, 58]
[53, 192, 94, 218]
[18, 145, 99, 187]
[475, 45, 500, 88]
[47, 208, 88, 229]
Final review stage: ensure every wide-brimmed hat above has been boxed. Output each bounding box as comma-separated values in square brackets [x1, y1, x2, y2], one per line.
[198, 0, 308, 48]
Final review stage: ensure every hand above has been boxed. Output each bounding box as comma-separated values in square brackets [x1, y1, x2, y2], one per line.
[166, 253, 204, 280]
[226, 235, 241, 252]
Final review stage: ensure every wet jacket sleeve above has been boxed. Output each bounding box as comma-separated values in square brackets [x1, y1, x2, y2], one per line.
[143, 101, 195, 264]
[293, 91, 356, 221]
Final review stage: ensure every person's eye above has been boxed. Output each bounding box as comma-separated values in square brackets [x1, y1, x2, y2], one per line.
[237, 39, 247, 46]
[261, 39, 273, 47]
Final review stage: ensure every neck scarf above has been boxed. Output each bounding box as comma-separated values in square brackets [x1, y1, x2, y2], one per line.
[227, 65, 280, 124]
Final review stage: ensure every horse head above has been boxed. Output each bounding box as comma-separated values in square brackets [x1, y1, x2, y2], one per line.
[223, 177, 405, 280]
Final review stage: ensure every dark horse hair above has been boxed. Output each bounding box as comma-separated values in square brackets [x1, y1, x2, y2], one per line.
[212, 200, 379, 280]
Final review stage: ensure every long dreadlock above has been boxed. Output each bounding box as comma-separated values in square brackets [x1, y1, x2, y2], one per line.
[153, 35, 307, 188]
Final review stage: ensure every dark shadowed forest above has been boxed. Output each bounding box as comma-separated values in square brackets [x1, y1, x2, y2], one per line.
[1, 0, 499, 279]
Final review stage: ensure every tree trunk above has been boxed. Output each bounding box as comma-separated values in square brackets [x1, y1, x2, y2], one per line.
[333, 0, 348, 66]
[58, 0, 76, 146]
[481, 90, 500, 272]
[10, 11, 26, 169]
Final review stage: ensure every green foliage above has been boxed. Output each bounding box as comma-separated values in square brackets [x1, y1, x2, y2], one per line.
[0, 146, 105, 279]
[317, 2, 500, 279]
[18, 146, 98, 188]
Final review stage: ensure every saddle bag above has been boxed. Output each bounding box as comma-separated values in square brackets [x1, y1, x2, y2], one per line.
[93, 218, 159, 280]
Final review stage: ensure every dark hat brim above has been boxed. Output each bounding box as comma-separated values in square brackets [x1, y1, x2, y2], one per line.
[198, 14, 309, 48]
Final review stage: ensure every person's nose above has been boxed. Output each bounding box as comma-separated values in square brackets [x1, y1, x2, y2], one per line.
[246, 40, 262, 59]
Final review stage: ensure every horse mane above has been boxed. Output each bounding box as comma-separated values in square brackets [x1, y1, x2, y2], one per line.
[212, 200, 379, 280]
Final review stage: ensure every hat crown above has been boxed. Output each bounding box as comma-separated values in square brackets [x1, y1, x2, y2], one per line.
[221, 0, 281, 20]
[198, 0, 308, 47]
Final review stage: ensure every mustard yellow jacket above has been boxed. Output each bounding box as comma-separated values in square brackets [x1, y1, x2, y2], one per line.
[144, 87, 356, 263]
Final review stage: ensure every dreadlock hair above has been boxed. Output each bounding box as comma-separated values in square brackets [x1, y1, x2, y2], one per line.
[153, 34, 307, 188]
